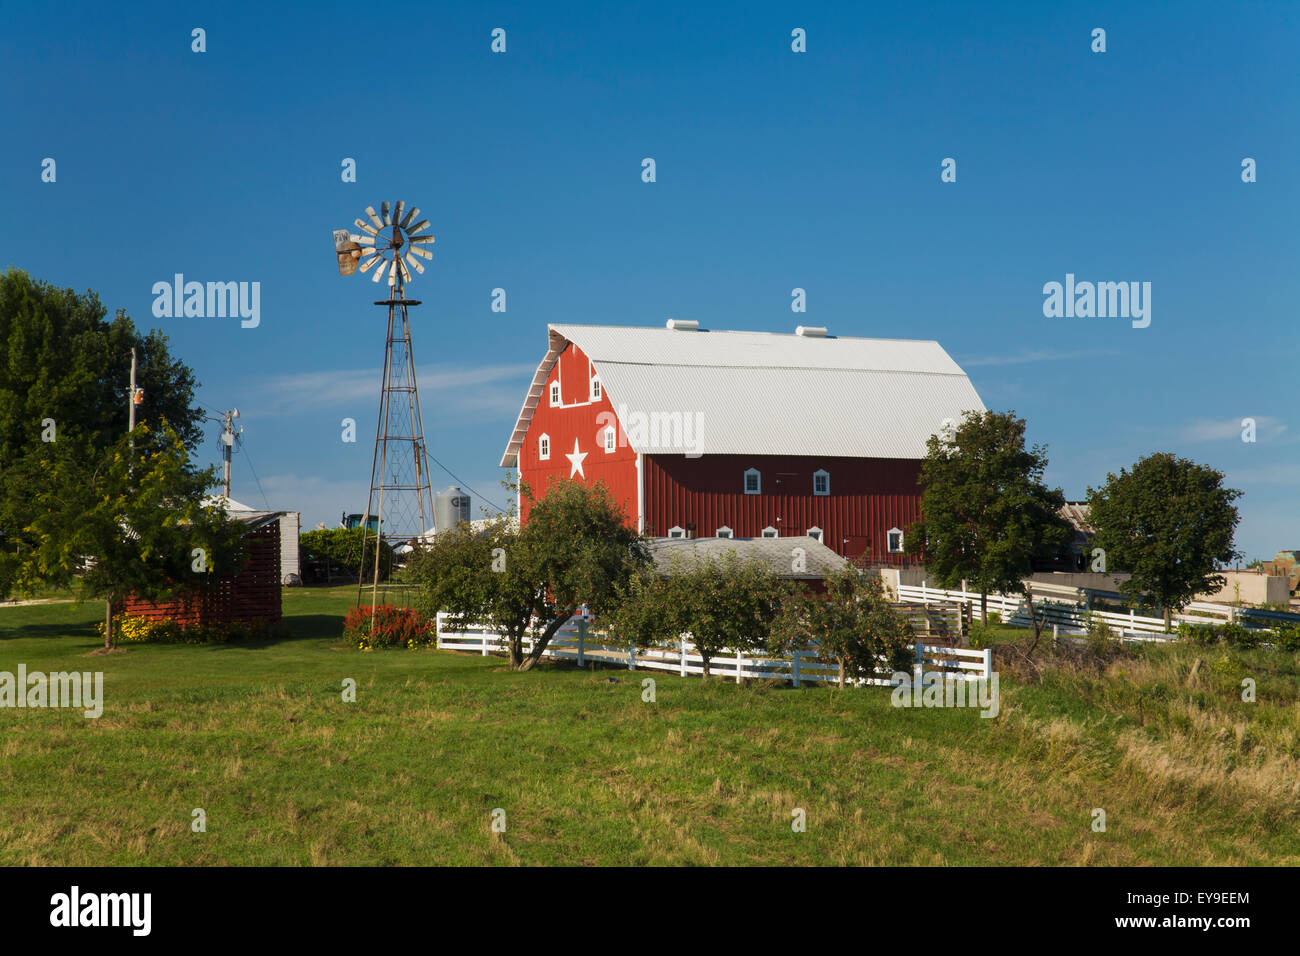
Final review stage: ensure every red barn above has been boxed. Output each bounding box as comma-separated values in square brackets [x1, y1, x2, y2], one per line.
[500, 322, 986, 564]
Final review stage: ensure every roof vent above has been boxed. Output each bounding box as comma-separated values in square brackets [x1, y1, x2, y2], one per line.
[795, 325, 827, 337]
[666, 318, 699, 331]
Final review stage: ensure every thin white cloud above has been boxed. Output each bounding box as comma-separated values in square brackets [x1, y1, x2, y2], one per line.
[961, 348, 1121, 367]
[1178, 417, 1286, 443]
[247, 362, 536, 420]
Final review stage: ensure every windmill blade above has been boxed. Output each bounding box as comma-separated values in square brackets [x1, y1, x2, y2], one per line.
[388, 259, 399, 284]
[371, 259, 387, 282]
[393, 201, 405, 226]
[408, 244, 432, 260]
[408, 235, 435, 245]
[358, 253, 383, 273]
[404, 253, 425, 274]
[354, 218, 379, 237]
[397, 256, 411, 284]
[365, 207, 383, 230]
[400, 206, 419, 229]
[381, 201, 391, 225]
[406, 219, 430, 235]
[354, 235, 376, 246]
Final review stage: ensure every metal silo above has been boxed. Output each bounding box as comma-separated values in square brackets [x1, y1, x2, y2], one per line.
[435, 486, 471, 533]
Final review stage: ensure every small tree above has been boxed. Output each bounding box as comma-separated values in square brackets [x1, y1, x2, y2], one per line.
[1086, 452, 1242, 630]
[772, 565, 913, 687]
[410, 478, 648, 670]
[906, 410, 1072, 625]
[607, 552, 786, 678]
[2, 424, 246, 648]
[299, 526, 394, 582]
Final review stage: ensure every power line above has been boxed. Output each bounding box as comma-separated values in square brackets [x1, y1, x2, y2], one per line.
[234, 432, 270, 510]
[425, 451, 506, 515]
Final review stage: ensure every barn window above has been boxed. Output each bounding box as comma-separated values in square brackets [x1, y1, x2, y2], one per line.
[716, 525, 733, 539]
[590, 377, 601, 401]
[887, 527, 904, 553]
[604, 426, 616, 453]
[539, 433, 550, 460]
[743, 468, 761, 495]
[813, 469, 829, 496]
[807, 526, 823, 543]
[667, 526, 685, 539]
[549, 382, 561, 406]
[761, 526, 778, 538]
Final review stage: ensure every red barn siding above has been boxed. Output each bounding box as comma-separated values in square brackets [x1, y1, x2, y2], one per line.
[116, 522, 282, 626]
[518, 342, 639, 527]
[643, 454, 922, 564]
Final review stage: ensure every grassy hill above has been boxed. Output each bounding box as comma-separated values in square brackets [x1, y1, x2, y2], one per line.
[0, 587, 1296, 865]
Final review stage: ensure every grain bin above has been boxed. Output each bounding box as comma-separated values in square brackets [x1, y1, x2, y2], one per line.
[435, 486, 471, 533]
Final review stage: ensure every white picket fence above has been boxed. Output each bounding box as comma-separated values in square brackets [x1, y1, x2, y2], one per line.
[434, 613, 992, 687]
[896, 582, 1265, 641]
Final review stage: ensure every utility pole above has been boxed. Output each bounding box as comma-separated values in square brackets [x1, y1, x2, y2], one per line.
[127, 348, 143, 472]
[221, 410, 239, 499]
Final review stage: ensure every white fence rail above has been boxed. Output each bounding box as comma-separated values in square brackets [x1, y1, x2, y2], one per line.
[435, 613, 992, 687]
[896, 583, 1272, 640]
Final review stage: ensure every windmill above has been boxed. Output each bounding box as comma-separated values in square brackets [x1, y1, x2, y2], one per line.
[333, 202, 437, 612]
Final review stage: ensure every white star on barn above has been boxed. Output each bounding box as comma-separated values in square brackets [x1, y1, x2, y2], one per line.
[565, 438, 588, 478]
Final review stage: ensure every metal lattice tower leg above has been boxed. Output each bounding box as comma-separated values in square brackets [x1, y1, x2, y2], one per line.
[357, 272, 434, 612]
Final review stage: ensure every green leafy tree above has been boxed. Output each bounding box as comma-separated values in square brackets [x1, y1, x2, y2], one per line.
[906, 410, 1072, 627]
[0, 269, 204, 566]
[772, 565, 914, 687]
[1, 424, 247, 648]
[410, 478, 648, 671]
[606, 551, 787, 678]
[1086, 453, 1242, 630]
[299, 527, 394, 582]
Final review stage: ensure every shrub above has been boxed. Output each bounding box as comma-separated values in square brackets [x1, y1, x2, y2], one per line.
[95, 615, 274, 644]
[1220, 621, 1262, 650]
[343, 604, 434, 650]
[1273, 623, 1300, 653]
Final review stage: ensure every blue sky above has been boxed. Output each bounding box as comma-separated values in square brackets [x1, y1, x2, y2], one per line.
[3, 0, 1296, 559]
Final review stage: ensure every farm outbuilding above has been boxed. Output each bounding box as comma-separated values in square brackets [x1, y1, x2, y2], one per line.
[115, 506, 284, 626]
[207, 496, 301, 584]
[501, 321, 986, 563]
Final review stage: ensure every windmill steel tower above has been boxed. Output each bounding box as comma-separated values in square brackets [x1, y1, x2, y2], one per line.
[333, 201, 436, 610]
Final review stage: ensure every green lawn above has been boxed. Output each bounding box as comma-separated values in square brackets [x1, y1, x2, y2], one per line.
[1, 587, 1296, 865]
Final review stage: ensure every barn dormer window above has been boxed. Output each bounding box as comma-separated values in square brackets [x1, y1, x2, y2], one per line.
[549, 382, 560, 407]
[590, 377, 601, 401]
[887, 527, 904, 553]
[813, 469, 829, 496]
[807, 526, 823, 543]
[743, 468, 761, 495]
[761, 526, 778, 538]
[604, 426, 616, 453]
[667, 526, 685, 539]
[539, 433, 550, 460]
[716, 525, 733, 539]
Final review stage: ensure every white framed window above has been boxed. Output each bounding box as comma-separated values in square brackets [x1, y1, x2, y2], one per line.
[743, 468, 761, 495]
[887, 527, 904, 553]
[813, 469, 830, 496]
[538, 433, 550, 461]
[807, 526, 823, 543]
[549, 382, 561, 406]
[667, 525, 685, 539]
[716, 525, 733, 539]
[603, 426, 616, 453]
[761, 526, 778, 538]
[590, 377, 601, 401]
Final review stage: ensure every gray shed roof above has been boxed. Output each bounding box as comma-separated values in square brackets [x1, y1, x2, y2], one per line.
[645, 535, 849, 580]
[500, 323, 985, 466]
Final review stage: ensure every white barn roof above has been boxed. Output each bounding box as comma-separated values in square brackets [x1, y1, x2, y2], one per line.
[500, 323, 985, 467]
